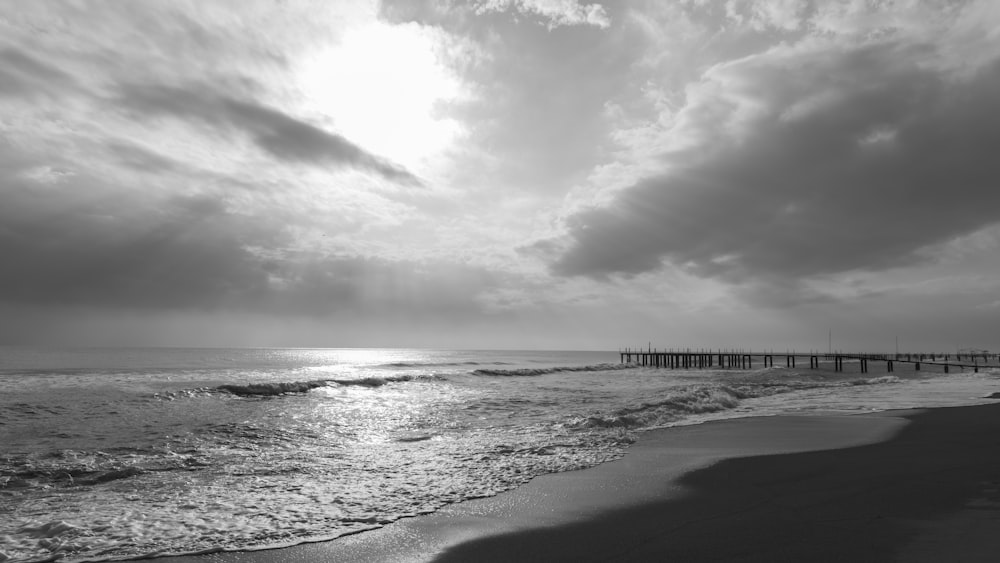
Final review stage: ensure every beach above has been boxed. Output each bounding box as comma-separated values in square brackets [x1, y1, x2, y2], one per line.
[161, 402, 1000, 562]
[4, 348, 1000, 562]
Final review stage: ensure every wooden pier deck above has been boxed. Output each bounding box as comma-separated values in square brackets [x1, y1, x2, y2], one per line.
[619, 349, 1000, 373]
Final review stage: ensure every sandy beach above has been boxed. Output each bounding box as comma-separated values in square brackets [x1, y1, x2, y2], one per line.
[158, 402, 1000, 562]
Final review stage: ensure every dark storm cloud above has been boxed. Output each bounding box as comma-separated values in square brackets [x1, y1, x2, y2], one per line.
[0, 46, 75, 97]
[0, 180, 276, 309]
[115, 84, 422, 185]
[106, 141, 188, 174]
[0, 160, 493, 317]
[553, 44, 1000, 283]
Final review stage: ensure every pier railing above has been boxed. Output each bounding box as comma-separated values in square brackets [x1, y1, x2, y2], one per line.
[619, 349, 1000, 373]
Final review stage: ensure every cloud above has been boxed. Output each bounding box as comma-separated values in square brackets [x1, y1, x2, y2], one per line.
[0, 178, 276, 310]
[552, 41, 1000, 285]
[0, 46, 75, 98]
[262, 254, 501, 317]
[105, 140, 187, 174]
[475, 0, 611, 29]
[115, 83, 422, 185]
[0, 153, 498, 318]
[724, 0, 809, 31]
[380, 0, 642, 194]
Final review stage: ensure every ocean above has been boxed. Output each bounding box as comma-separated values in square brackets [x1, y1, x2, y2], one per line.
[2, 346, 998, 562]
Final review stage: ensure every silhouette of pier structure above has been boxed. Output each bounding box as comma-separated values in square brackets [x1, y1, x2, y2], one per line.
[619, 348, 1000, 374]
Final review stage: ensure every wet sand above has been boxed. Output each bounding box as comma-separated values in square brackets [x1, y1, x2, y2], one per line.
[161, 403, 1000, 562]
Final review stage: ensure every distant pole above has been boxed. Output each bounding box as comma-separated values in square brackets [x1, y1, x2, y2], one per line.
[828, 329, 832, 356]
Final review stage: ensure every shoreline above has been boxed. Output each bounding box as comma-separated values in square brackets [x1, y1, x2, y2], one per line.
[156, 405, 981, 563]
[436, 403, 1000, 562]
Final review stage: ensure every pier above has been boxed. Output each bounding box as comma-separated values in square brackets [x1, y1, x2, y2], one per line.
[619, 349, 1000, 373]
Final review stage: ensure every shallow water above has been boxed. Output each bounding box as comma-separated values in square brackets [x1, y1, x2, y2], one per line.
[2, 347, 998, 562]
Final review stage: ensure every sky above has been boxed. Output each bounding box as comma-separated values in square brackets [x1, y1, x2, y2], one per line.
[1, 0, 999, 352]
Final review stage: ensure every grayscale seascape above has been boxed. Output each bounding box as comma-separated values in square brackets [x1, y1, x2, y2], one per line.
[3, 1, 1000, 561]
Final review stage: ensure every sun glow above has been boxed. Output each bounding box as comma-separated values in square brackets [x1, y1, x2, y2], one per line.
[299, 22, 463, 169]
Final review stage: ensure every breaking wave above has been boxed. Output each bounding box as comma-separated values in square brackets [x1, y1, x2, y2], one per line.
[208, 374, 441, 397]
[218, 380, 330, 396]
[569, 385, 749, 429]
[848, 375, 902, 386]
[472, 363, 635, 377]
[568, 372, 906, 430]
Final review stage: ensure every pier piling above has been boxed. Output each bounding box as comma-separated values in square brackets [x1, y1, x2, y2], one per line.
[619, 348, 999, 374]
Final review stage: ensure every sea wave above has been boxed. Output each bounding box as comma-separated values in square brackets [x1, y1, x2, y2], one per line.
[567, 372, 907, 430]
[569, 384, 750, 429]
[218, 380, 331, 396]
[472, 363, 634, 377]
[378, 361, 512, 368]
[847, 375, 902, 386]
[1, 448, 206, 493]
[212, 374, 442, 397]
